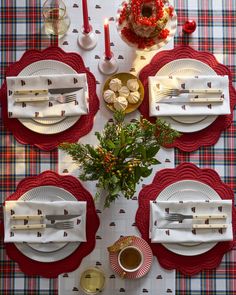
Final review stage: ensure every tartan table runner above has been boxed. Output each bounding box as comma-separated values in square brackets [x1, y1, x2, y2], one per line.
[0, 0, 58, 294]
[174, 0, 236, 294]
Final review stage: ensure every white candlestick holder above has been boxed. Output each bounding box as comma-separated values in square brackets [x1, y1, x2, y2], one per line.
[98, 54, 119, 75]
[78, 26, 98, 50]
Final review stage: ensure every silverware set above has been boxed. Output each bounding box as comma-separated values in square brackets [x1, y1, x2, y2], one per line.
[164, 212, 228, 229]
[10, 214, 80, 230]
[164, 212, 227, 222]
[11, 221, 74, 230]
[155, 87, 224, 103]
[13, 87, 83, 103]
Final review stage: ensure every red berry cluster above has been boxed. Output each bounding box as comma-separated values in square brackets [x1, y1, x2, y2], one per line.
[168, 5, 174, 17]
[131, 0, 164, 27]
[118, 3, 128, 25]
[158, 28, 169, 39]
[121, 26, 155, 49]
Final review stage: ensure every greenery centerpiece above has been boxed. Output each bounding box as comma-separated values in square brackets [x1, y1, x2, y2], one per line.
[60, 112, 180, 208]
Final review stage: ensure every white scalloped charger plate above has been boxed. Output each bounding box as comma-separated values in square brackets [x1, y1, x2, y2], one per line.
[15, 186, 80, 262]
[157, 180, 221, 256]
[18, 60, 80, 134]
[156, 59, 218, 132]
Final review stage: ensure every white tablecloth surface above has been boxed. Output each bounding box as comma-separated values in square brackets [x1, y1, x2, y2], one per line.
[58, 1, 175, 294]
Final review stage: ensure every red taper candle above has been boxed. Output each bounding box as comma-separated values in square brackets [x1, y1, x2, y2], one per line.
[104, 19, 112, 60]
[82, 0, 90, 34]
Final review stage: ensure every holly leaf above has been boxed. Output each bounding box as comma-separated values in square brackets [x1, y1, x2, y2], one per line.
[140, 167, 152, 177]
[134, 166, 141, 182]
[149, 158, 160, 165]
[106, 139, 116, 149]
[146, 146, 160, 158]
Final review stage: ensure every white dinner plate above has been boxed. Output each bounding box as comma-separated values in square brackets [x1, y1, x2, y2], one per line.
[157, 180, 221, 256]
[18, 60, 80, 134]
[156, 59, 218, 132]
[15, 185, 80, 262]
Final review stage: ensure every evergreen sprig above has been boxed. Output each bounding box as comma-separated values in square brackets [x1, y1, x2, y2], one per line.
[60, 112, 180, 208]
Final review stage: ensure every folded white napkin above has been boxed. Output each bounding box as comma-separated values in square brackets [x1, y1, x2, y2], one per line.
[7, 74, 89, 118]
[4, 201, 87, 243]
[148, 75, 230, 116]
[150, 200, 233, 243]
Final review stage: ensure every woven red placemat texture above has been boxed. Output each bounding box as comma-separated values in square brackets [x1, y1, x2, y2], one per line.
[136, 162, 236, 275]
[139, 45, 236, 152]
[0, 46, 99, 151]
[4, 170, 99, 278]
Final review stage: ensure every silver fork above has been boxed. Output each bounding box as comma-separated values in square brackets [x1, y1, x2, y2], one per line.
[164, 213, 227, 222]
[50, 93, 77, 104]
[11, 221, 74, 230]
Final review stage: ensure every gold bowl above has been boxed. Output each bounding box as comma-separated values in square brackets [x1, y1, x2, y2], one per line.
[103, 72, 144, 114]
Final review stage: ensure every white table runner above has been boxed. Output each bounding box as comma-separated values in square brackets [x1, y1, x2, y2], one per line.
[58, 1, 175, 294]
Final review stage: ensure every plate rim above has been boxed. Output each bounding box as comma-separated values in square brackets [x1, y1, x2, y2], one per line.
[157, 180, 221, 256]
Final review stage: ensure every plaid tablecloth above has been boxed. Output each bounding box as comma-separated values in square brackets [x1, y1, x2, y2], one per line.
[0, 0, 235, 294]
[174, 0, 236, 294]
[0, 0, 58, 294]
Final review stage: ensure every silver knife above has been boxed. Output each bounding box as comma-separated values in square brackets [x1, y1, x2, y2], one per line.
[48, 87, 83, 94]
[10, 214, 80, 221]
[157, 223, 228, 229]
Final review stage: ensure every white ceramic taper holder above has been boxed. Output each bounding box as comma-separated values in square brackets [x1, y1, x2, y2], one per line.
[98, 54, 119, 75]
[77, 26, 98, 50]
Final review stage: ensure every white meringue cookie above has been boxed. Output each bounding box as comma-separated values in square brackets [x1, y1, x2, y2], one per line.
[113, 96, 128, 111]
[103, 89, 116, 103]
[126, 79, 139, 91]
[127, 91, 140, 104]
[109, 78, 122, 92]
[118, 86, 130, 98]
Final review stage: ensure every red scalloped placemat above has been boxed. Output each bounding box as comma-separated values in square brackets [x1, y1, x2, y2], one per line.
[135, 162, 236, 275]
[139, 46, 236, 152]
[0, 46, 99, 151]
[3, 170, 100, 278]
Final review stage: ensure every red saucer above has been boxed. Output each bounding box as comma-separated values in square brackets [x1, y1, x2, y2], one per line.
[109, 236, 153, 279]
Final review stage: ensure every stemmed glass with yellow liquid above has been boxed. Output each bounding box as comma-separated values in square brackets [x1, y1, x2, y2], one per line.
[42, 0, 71, 38]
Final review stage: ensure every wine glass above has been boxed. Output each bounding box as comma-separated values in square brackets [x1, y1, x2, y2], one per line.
[42, 0, 71, 38]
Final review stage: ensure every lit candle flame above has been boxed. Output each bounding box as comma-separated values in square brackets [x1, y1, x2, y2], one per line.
[104, 18, 108, 25]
